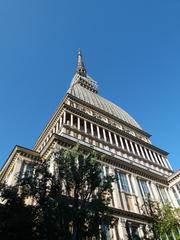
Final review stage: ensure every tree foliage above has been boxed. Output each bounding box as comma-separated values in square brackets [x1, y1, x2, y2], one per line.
[0, 184, 33, 240]
[153, 203, 180, 240]
[0, 145, 116, 240]
[141, 195, 180, 240]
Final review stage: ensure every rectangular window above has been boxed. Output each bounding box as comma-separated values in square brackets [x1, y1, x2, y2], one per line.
[138, 179, 150, 198]
[117, 135, 122, 148]
[142, 147, 148, 159]
[177, 184, 180, 194]
[117, 172, 130, 193]
[105, 130, 110, 143]
[80, 119, 84, 131]
[65, 112, 71, 125]
[86, 121, 91, 134]
[73, 115, 78, 128]
[93, 125, 98, 137]
[157, 186, 169, 203]
[101, 224, 110, 240]
[172, 188, 180, 205]
[126, 222, 141, 240]
[111, 133, 116, 145]
[146, 149, 153, 161]
[99, 127, 104, 139]
[19, 163, 34, 178]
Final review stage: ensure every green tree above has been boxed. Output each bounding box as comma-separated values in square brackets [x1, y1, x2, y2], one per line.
[141, 195, 180, 240]
[16, 145, 116, 240]
[0, 184, 34, 240]
[153, 203, 180, 240]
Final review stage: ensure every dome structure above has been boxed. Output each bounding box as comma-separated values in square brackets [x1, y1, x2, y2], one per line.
[68, 49, 142, 130]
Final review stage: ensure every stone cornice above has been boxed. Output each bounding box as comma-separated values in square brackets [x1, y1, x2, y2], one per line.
[0, 145, 39, 182]
[168, 169, 180, 183]
[110, 207, 152, 222]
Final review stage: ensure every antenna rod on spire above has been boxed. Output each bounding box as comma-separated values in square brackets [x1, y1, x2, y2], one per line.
[76, 48, 87, 76]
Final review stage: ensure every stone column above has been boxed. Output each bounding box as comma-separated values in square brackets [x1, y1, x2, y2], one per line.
[109, 131, 113, 145]
[103, 129, 107, 142]
[119, 137, 124, 149]
[84, 120, 87, 133]
[134, 143, 141, 157]
[157, 154, 164, 167]
[144, 148, 151, 161]
[59, 117, 62, 129]
[97, 125, 100, 139]
[125, 139, 131, 152]
[139, 145, 146, 159]
[166, 158, 173, 170]
[114, 134, 119, 147]
[77, 117, 80, 130]
[90, 123, 94, 136]
[152, 152, 159, 164]
[148, 150, 156, 163]
[70, 114, 73, 127]
[63, 111, 66, 124]
[130, 141, 136, 155]
[56, 122, 59, 133]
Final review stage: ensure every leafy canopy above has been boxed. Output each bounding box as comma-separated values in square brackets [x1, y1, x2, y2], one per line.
[0, 145, 116, 240]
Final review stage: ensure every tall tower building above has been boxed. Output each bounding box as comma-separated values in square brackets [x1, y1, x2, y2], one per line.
[0, 50, 179, 239]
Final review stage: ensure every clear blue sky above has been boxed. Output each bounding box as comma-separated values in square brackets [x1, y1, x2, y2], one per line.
[0, 0, 180, 170]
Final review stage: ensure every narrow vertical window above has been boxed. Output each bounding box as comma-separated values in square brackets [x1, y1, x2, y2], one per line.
[99, 127, 104, 140]
[117, 172, 130, 193]
[93, 125, 98, 137]
[111, 133, 116, 145]
[138, 179, 150, 198]
[73, 115, 78, 128]
[157, 186, 169, 203]
[86, 121, 91, 134]
[80, 119, 84, 131]
[105, 130, 110, 143]
[65, 112, 71, 125]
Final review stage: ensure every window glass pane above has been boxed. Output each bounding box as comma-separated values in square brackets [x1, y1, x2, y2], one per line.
[138, 179, 149, 197]
[159, 187, 168, 203]
[126, 222, 141, 240]
[101, 224, 110, 240]
[118, 172, 130, 193]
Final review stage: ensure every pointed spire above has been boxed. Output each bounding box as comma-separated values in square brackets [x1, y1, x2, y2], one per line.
[76, 48, 87, 76]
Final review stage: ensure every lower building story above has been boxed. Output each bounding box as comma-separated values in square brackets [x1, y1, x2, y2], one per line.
[0, 132, 179, 240]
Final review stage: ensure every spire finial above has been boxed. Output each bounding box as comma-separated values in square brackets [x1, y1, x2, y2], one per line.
[76, 48, 87, 76]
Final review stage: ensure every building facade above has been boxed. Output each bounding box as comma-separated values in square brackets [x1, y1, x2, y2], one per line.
[0, 50, 180, 239]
